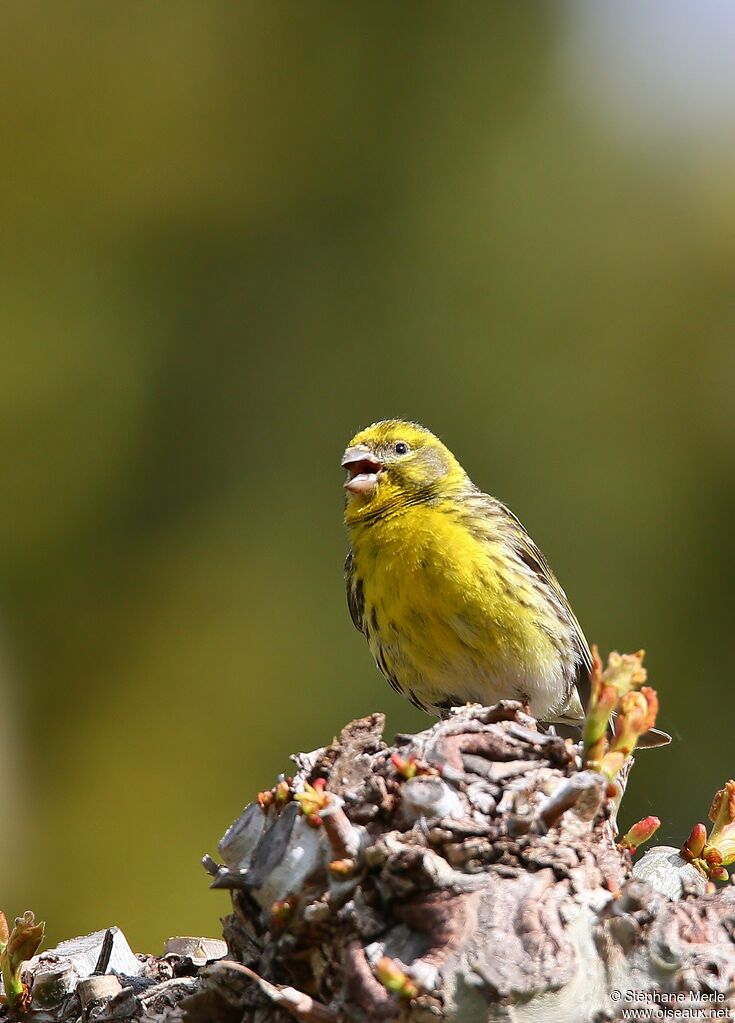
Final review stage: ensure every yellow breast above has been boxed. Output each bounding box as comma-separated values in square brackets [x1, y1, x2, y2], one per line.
[350, 502, 565, 713]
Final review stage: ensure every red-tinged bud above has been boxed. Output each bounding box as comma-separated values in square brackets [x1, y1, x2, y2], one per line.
[705, 846, 723, 867]
[375, 957, 419, 1000]
[683, 823, 707, 860]
[603, 650, 647, 696]
[589, 644, 603, 688]
[600, 684, 618, 713]
[709, 780, 735, 829]
[710, 866, 729, 882]
[693, 781, 735, 868]
[639, 686, 659, 732]
[391, 753, 419, 780]
[274, 779, 291, 804]
[295, 781, 330, 818]
[620, 816, 660, 854]
[1, 912, 44, 1009]
[610, 688, 659, 759]
[270, 898, 295, 927]
[618, 691, 648, 731]
[6, 912, 44, 968]
[328, 858, 355, 876]
[257, 790, 274, 810]
[583, 683, 618, 751]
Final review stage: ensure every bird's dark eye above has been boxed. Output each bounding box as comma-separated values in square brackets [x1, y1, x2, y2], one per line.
[394, 442, 408, 455]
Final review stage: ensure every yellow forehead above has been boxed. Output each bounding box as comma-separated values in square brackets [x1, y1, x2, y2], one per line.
[348, 419, 439, 450]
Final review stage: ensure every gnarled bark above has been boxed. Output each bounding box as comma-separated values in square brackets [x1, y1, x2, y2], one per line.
[8, 703, 733, 1023]
[187, 704, 734, 1023]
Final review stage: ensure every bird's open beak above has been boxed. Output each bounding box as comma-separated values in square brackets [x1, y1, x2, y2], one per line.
[342, 445, 383, 495]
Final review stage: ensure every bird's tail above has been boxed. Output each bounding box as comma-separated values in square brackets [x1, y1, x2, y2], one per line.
[547, 685, 672, 749]
[635, 725, 671, 748]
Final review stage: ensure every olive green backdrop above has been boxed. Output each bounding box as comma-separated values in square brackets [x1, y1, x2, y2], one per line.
[3, 3, 734, 950]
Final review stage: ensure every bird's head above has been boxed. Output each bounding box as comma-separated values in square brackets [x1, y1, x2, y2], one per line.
[342, 420, 467, 523]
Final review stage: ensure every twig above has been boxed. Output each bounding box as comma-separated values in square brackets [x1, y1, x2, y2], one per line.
[93, 929, 114, 975]
[215, 960, 338, 1023]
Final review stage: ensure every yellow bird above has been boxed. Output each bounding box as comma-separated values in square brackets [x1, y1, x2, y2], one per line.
[342, 419, 669, 746]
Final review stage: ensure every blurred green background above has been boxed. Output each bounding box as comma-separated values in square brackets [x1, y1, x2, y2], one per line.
[3, 2, 735, 951]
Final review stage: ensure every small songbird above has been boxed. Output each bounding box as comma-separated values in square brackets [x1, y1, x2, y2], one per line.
[342, 420, 669, 746]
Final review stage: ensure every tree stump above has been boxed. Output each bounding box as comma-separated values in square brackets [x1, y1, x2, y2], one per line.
[188, 703, 735, 1023]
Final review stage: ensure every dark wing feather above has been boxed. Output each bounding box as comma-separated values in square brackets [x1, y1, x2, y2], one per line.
[344, 550, 366, 634]
[470, 494, 594, 675]
[497, 501, 670, 747]
[509, 518, 592, 664]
